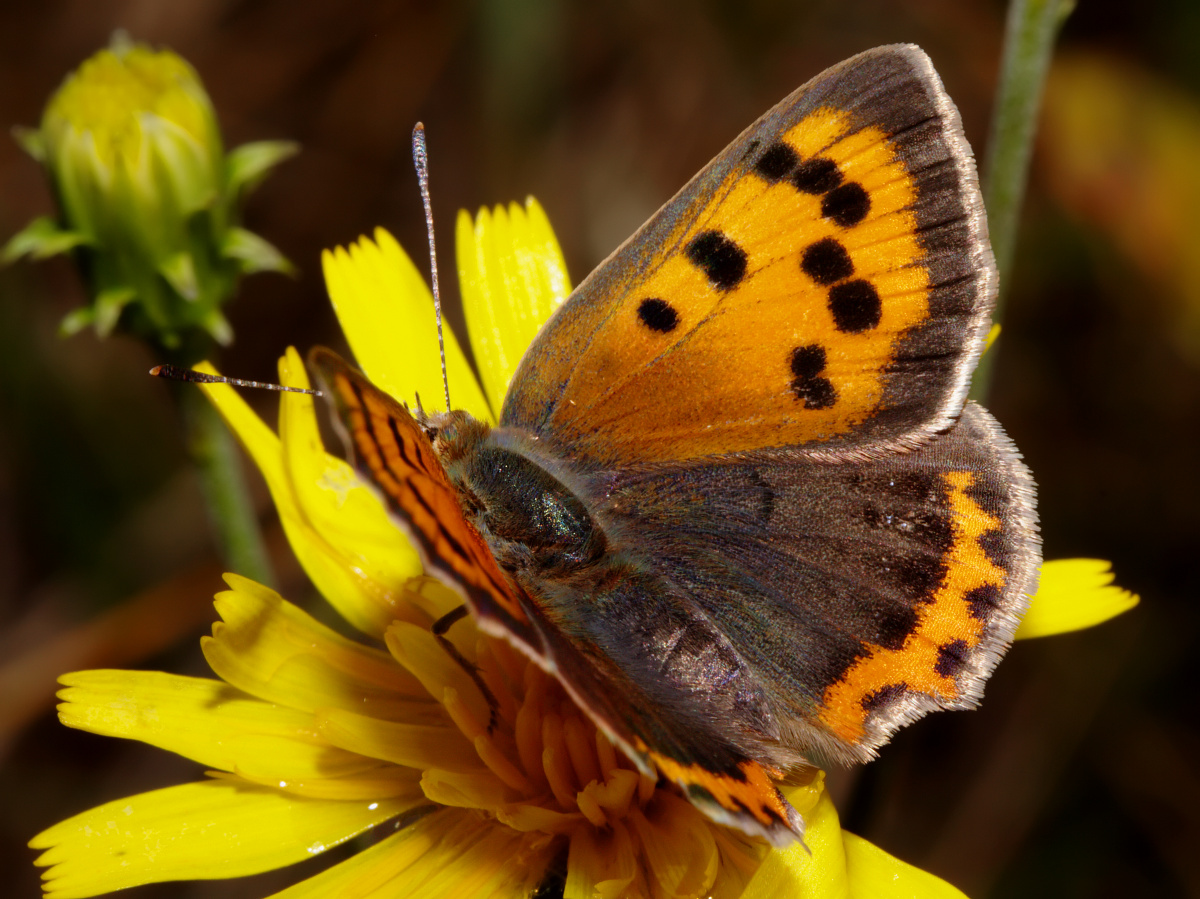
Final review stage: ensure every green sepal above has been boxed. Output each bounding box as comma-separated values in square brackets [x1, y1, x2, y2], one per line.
[93, 285, 138, 336]
[225, 140, 298, 196]
[221, 226, 294, 276]
[12, 126, 46, 163]
[201, 307, 234, 345]
[58, 306, 95, 337]
[2, 216, 91, 264]
[159, 251, 200, 301]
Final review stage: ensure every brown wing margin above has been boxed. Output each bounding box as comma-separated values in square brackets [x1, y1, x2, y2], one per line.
[308, 348, 541, 650]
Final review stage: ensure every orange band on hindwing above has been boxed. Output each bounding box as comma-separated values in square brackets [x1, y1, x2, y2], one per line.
[645, 747, 793, 834]
[819, 471, 1007, 743]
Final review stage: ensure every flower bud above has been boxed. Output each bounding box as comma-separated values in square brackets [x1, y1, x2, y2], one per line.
[4, 34, 296, 349]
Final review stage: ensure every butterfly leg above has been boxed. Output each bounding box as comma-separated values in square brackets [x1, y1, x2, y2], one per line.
[432, 605, 500, 731]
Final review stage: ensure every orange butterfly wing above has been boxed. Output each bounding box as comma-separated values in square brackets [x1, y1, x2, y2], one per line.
[503, 45, 993, 467]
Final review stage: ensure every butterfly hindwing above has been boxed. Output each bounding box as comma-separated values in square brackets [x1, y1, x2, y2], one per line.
[502, 44, 994, 467]
[591, 403, 1039, 764]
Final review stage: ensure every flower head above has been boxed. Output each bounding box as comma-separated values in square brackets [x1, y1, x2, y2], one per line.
[4, 33, 295, 348]
[31, 200, 1135, 898]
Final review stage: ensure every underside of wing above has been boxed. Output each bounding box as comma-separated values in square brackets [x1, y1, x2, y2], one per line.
[308, 348, 542, 655]
[502, 44, 995, 467]
[593, 403, 1040, 764]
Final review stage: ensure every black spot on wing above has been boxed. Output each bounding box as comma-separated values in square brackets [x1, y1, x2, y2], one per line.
[862, 683, 907, 713]
[829, 280, 882, 332]
[822, 182, 871, 227]
[801, 237, 854, 285]
[792, 157, 843, 194]
[685, 231, 747, 291]
[754, 142, 799, 181]
[789, 344, 836, 409]
[637, 297, 679, 333]
[964, 478, 1006, 518]
[978, 528, 1006, 568]
[935, 639, 970, 678]
[965, 583, 1002, 620]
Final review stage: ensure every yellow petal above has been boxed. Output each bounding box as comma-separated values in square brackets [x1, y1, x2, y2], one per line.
[266, 808, 554, 899]
[843, 832, 970, 898]
[495, 803, 579, 833]
[203, 576, 433, 718]
[709, 827, 769, 899]
[322, 227, 491, 420]
[193, 362, 286, 493]
[316, 706, 479, 771]
[276, 348, 425, 631]
[629, 793, 720, 899]
[420, 767, 510, 809]
[31, 779, 409, 899]
[741, 787, 848, 897]
[395, 814, 552, 899]
[746, 780, 968, 898]
[565, 819, 637, 899]
[195, 357, 416, 636]
[1016, 558, 1139, 639]
[385, 620, 492, 729]
[262, 810, 456, 899]
[224, 766, 424, 802]
[56, 669, 377, 780]
[983, 323, 1001, 354]
[457, 198, 570, 411]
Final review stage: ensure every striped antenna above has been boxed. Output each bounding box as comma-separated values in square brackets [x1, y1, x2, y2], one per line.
[149, 364, 322, 397]
[412, 122, 452, 413]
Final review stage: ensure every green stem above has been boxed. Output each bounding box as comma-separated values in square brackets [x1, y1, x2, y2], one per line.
[972, 0, 1074, 400]
[180, 384, 275, 587]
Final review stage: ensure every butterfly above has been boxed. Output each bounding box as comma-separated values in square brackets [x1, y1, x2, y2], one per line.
[310, 44, 1041, 845]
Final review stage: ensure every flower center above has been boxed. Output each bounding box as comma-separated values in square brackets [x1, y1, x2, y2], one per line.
[435, 619, 656, 830]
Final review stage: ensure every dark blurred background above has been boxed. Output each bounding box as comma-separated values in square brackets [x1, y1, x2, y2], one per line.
[1, 1, 1197, 897]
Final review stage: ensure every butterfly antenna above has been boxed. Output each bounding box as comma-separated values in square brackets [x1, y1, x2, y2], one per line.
[412, 122, 452, 414]
[149, 364, 322, 396]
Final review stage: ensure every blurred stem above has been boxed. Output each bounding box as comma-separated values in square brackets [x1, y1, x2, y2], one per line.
[179, 385, 275, 587]
[973, 0, 1074, 400]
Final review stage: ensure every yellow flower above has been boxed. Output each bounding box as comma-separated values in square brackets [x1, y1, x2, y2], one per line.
[3, 33, 295, 347]
[31, 200, 1136, 898]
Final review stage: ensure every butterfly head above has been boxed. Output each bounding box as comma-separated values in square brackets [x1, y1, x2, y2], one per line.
[418, 408, 491, 467]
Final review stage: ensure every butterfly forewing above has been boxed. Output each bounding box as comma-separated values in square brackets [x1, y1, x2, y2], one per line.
[502, 44, 994, 468]
[309, 348, 542, 654]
